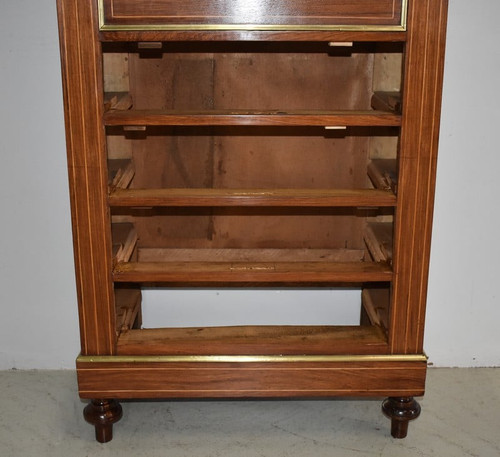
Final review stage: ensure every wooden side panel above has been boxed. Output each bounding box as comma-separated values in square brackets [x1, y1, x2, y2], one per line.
[77, 360, 427, 399]
[57, 0, 116, 355]
[390, 0, 448, 353]
[115, 326, 388, 356]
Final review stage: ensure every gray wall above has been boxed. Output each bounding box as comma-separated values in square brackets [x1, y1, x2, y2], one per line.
[0, 1, 498, 369]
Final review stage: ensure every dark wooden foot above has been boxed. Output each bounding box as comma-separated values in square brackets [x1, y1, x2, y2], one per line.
[83, 399, 123, 443]
[382, 397, 421, 439]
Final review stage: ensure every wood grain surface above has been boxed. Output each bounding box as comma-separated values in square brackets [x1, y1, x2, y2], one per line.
[101, 0, 404, 28]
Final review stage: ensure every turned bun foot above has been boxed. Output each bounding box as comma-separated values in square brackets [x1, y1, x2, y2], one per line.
[83, 399, 123, 443]
[382, 397, 421, 439]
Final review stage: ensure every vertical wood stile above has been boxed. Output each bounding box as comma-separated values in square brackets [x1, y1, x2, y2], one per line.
[390, 0, 448, 354]
[57, 0, 116, 355]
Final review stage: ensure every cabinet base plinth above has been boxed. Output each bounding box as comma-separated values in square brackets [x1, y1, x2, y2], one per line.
[77, 358, 427, 399]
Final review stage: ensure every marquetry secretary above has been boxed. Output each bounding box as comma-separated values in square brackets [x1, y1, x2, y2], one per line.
[57, 0, 448, 442]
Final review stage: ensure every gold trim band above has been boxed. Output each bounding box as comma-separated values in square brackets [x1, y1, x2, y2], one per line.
[99, 24, 406, 33]
[78, 354, 428, 364]
[98, 0, 408, 33]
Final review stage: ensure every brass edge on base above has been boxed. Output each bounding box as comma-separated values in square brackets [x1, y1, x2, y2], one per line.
[98, 0, 408, 33]
[77, 354, 428, 364]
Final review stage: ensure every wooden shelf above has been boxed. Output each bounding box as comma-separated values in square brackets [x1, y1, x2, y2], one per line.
[116, 325, 388, 356]
[138, 248, 365, 263]
[113, 259, 392, 283]
[122, 248, 382, 283]
[104, 110, 402, 127]
[368, 159, 398, 192]
[108, 188, 397, 207]
[364, 222, 393, 264]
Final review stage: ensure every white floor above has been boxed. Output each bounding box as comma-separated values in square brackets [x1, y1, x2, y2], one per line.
[0, 368, 498, 456]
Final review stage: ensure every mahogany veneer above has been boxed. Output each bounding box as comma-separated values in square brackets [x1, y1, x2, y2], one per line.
[100, 0, 405, 29]
[103, 110, 402, 126]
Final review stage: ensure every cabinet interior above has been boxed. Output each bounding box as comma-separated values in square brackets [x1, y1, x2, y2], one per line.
[105, 41, 402, 349]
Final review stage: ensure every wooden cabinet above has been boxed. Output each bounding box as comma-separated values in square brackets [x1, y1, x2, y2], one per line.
[57, 0, 448, 442]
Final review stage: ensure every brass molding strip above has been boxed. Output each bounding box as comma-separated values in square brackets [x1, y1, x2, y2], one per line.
[98, 0, 408, 33]
[78, 354, 428, 364]
[401, 0, 408, 30]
